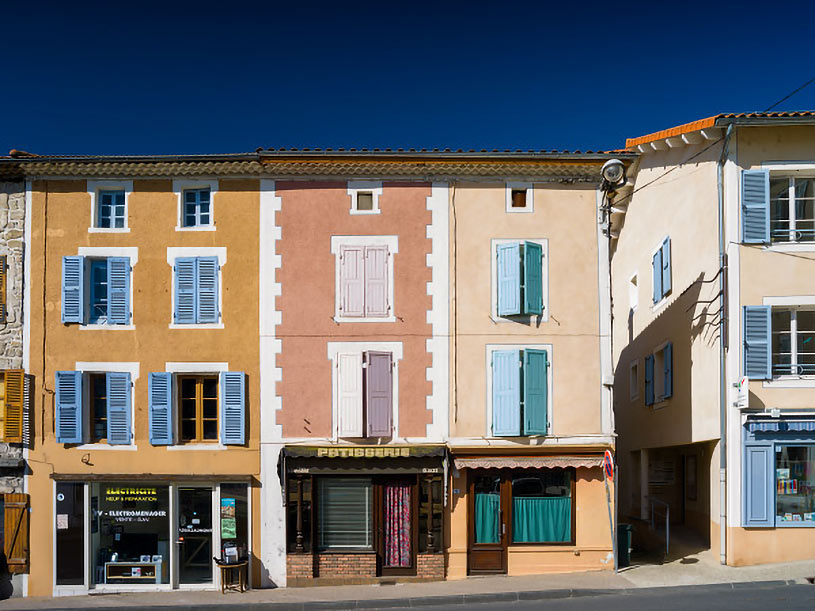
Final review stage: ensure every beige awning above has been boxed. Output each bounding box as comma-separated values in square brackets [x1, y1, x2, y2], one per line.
[453, 456, 603, 470]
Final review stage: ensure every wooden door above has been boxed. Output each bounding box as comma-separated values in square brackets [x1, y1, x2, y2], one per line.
[467, 473, 508, 574]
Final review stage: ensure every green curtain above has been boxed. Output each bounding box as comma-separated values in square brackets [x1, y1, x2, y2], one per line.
[512, 497, 571, 543]
[474, 493, 500, 543]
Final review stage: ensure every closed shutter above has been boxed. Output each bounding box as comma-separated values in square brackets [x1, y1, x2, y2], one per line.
[220, 371, 245, 445]
[174, 257, 196, 324]
[4, 493, 29, 574]
[148, 372, 173, 445]
[497, 243, 521, 316]
[742, 169, 770, 244]
[743, 305, 772, 379]
[652, 249, 662, 304]
[523, 242, 543, 315]
[644, 355, 655, 406]
[661, 238, 671, 296]
[106, 372, 131, 445]
[364, 246, 389, 317]
[3, 369, 24, 443]
[107, 257, 130, 324]
[339, 246, 365, 317]
[0, 255, 7, 323]
[337, 353, 363, 437]
[523, 349, 548, 435]
[55, 371, 83, 444]
[492, 349, 521, 436]
[743, 443, 774, 527]
[365, 351, 392, 437]
[663, 342, 673, 399]
[62, 256, 84, 323]
[196, 257, 219, 324]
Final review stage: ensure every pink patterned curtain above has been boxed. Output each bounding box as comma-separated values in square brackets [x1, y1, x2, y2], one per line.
[384, 482, 411, 567]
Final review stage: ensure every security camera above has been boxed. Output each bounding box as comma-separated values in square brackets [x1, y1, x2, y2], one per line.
[601, 159, 626, 187]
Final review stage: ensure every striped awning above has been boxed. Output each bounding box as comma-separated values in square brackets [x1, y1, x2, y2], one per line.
[453, 456, 603, 470]
[746, 419, 815, 433]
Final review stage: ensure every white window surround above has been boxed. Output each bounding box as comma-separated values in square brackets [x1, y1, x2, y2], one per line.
[165, 361, 230, 450]
[650, 236, 671, 312]
[761, 296, 815, 387]
[490, 238, 549, 323]
[630, 360, 639, 401]
[505, 182, 534, 213]
[73, 361, 140, 450]
[87, 180, 132, 233]
[330, 235, 398, 323]
[347, 180, 382, 215]
[484, 343, 553, 438]
[327, 341, 402, 442]
[76, 247, 138, 331]
[173, 179, 218, 232]
[166, 247, 226, 329]
[759, 164, 815, 251]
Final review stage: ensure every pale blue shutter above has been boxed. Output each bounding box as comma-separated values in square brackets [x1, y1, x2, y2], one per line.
[107, 257, 130, 324]
[661, 238, 671, 296]
[196, 257, 219, 324]
[663, 342, 673, 399]
[743, 444, 774, 527]
[174, 258, 196, 324]
[106, 372, 131, 445]
[55, 371, 83, 443]
[492, 350, 520, 436]
[743, 306, 771, 379]
[497, 243, 521, 316]
[742, 170, 770, 244]
[644, 355, 654, 406]
[652, 249, 662, 304]
[523, 242, 543, 315]
[523, 349, 548, 435]
[220, 371, 245, 445]
[61, 256, 84, 323]
[148, 372, 173, 445]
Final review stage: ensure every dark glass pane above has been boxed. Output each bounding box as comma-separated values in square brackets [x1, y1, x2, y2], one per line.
[181, 397, 196, 420]
[202, 378, 217, 399]
[202, 419, 217, 439]
[181, 419, 196, 441]
[185, 191, 197, 203]
[198, 190, 210, 202]
[202, 398, 217, 419]
[56, 482, 85, 585]
[181, 378, 196, 398]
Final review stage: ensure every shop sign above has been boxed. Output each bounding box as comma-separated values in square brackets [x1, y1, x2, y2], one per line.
[101, 486, 167, 523]
[105, 486, 159, 503]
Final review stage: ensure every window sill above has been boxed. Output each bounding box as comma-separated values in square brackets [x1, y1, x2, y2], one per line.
[650, 294, 670, 313]
[79, 324, 135, 331]
[349, 209, 381, 215]
[763, 243, 815, 253]
[168, 323, 224, 329]
[774, 521, 815, 528]
[490, 312, 549, 324]
[333, 315, 396, 324]
[763, 377, 815, 388]
[73, 443, 138, 451]
[506, 207, 534, 214]
[88, 227, 130, 234]
[167, 443, 228, 451]
[175, 225, 216, 232]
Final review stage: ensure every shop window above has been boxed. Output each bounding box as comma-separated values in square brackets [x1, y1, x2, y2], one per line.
[179, 375, 219, 443]
[317, 477, 373, 550]
[56, 483, 83, 585]
[511, 471, 572, 543]
[418, 476, 443, 553]
[219, 484, 249, 562]
[494, 241, 545, 317]
[61, 256, 131, 325]
[287, 477, 313, 553]
[775, 446, 815, 524]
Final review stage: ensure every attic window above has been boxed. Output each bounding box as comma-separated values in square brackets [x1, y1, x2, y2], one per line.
[356, 192, 374, 211]
[505, 183, 533, 213]
[511, 190, 527, 208]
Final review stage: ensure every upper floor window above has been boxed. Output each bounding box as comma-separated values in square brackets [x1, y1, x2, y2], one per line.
[88, 180, 131, 232]
[644, 342, 673, 406]
[490, 347, 549, 437]
[0, 370, 24, 444]
[55, 371, 132, 445]
[652, 237, 671, 305]
[178, 375, 219, 443]
[182, 189, 212, 227]
[62, 256, 131, 326]
[331, 236, 397, 322]
[336, 351, 393, 439]
[347, 181, 382, 215]
[494, 240, 546, 318]
[772, 307, 815, 377]
[505, 182, 533, 213]
[770, 176, 815, 243]
[172, 256, 220, 325]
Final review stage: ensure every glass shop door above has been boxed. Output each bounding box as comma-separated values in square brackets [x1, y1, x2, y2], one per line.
[176, 487, 214, 584]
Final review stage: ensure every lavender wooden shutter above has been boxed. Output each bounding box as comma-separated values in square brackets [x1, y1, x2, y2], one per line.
[364, 246, 389, 317]
[337, 353, 363, 437]
[339, 246, 364, 317]
[365, 351, 392, 437]
[492, 349, 521, 436]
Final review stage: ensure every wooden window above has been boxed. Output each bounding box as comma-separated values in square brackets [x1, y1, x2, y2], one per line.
[178, 375, 219, 442]
[1, 370, 24, 444]
[511, 189, 527, 208]
[89, 373, 107, 443]
[4, 493, 29, 574]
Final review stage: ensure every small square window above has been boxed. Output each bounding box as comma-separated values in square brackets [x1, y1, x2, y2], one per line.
[356, 192, 374, 211]
[97, 190, 126, 229]
[511, 189, 527, 208]
[182, 189, 212, 228]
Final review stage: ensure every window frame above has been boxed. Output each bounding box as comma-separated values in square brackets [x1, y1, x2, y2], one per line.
[650, 236, 671, 309]
[629, 360, 639, 402]
[505, 182, 534, 214]
[72, 248, 138, 330]
[330, 236, 398, 323]
[490, 238, 549, 323]
[173, 180, 218, 232]
[647, 341, 672, 407]
[769, 175, 815, 244]
[87, 180, 132, 233]
[176, 374, 220, 444]
[770, 306, 815, 379]
[347, 180, 382, 215]
[88, 372, 108, 444]
[166, 247, 226, 329]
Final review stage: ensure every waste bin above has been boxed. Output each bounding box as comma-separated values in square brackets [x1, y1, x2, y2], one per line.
[617, 524, 632, 568]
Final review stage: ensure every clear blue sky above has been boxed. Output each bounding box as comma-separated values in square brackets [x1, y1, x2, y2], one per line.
[3, 0, 814, 155]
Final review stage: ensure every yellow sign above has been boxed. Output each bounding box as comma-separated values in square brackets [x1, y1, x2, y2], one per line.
[105, 487, 158, 502]
[315, 447, 411, 458]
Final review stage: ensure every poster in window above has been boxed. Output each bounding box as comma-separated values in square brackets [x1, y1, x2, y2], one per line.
[221, 497, 237, 539]
[686, 455, 697, 501]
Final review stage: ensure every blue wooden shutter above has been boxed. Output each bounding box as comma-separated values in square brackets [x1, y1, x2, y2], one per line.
[106, 372, 131, 445]
[661, 238, 671, 296]
[523, 349, 548, 435]
[365, 351, 393, 437]
[663, 342, 673, 399]
[107, 257, 130, 324]
[61, 256, 84, 323]
[492, 350, 520, 436]
[497, 243, 521, 316]
[196, 256, 219, 324]
[148, 372, 173, 445]
[174, 257, 196, 324]
[743, 305, 771, 379]
[523, 242, 543, 315]
[742, 170, 770, 244]
[652, 248, 662, 304]
[743, 443, 774, 527]
[644, 355, 655, 406]
[220, 371, 245, 445]
[55, 371, 83, 443]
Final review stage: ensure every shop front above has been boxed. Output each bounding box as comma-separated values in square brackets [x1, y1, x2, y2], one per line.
[281, 446, 446, 585]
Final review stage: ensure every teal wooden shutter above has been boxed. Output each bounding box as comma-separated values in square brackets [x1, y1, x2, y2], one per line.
[663, 342, 673, 399]
[497, 243, 521, 316]
[61, 256, 84, 323]
[661, 238, 671, 296]
[742, 170, 770, 244]
[523, 242, 543, 315]
[743, 306, 771, 379]
[148, 372, 173, 445]
[196, 257, 219, 324]
[106, 372, 131, 445]
[220, 371, 245, 445]
[523, 349, 548, 435]
[492, 350, 520, 436]
[743, 443, 774, 527]
[652, 249, 662, 304]
[55, 371, 83, 443]
[644, 355, 654, 406]
[174, 257, 196, 324]
[107, 257, 130, 324]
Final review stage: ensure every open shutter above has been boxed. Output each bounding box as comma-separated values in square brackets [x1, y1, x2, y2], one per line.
[743, 305, 772, 379]
[337, 353, 363, 437]
[644, 355, 654, 406]
[55, 371, 83, 444]
[742, 169, 770, 244]
[497, 243, 521, 316]
[61, 256, 84, 323]
[0, 255, 7, 323]
[106, 372, 131, 445]
[220, 371, 245, 445]
[4, 493, 29, 574]
[365, 351, 392, 437]
[364, 246, 389, 317]
[523, 242, 543, 315]
[743, 444, 774, 527]
[663, 342, 673, 399]
[148, 372, 173, 445]
[661, 238, 671, 296]
[492, 349, 521, 436]
[339, 246, 365, 317]
[523, 349, 548, 435]
[652, 248, 662, 304]
[174, 257, 196, 324]
[3, 369, 24, 443]
[196, 256, 219, 324]
[107, 257, 130, 324]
